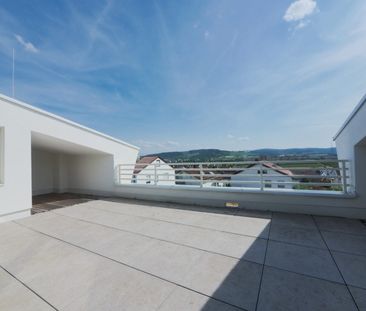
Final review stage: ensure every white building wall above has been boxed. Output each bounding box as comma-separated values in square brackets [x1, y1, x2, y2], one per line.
[230, 164, 293, 189]
[67, 154, 115, 195]
[0, 94, 139, 222]
[32, 148, 58, 195]
[334, 94, 366, 212]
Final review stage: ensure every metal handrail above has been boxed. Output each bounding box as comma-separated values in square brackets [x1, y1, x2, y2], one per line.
[116, 159, 353, 194]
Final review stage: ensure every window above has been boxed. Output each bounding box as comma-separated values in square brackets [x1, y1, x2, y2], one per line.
[278, 180, 285, 188]
[0, 128, 3, 184]
[264, 180, 272, 188]
[146, 174, 151, 184]
[257, 169, 268, 174]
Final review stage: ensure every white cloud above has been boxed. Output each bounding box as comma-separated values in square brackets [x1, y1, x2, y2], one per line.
[295, 20, 310, 29]
[284, 0, 317, 22]
[15, 34, 39, 53]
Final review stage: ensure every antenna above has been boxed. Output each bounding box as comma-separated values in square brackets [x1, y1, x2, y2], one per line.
[12, 48, 15, 98]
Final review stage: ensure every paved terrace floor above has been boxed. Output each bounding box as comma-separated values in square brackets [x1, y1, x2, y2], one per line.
[1, 198, 366, 311]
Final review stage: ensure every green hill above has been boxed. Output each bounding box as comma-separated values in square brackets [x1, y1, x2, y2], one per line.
[145, 148, 337, 162]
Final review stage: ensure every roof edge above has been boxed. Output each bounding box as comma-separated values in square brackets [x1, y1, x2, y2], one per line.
[0, 93, 140, 151]
[333, 93, 366, 141]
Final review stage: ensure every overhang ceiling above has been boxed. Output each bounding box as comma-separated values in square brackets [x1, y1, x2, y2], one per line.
[31, 132, 110, 155]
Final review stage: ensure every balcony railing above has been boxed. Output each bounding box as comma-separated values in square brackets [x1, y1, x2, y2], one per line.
[116, 159, 353, 194]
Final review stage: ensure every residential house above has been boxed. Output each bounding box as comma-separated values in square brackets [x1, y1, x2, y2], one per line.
[132, 156, 175, 185]
[230, 162, 294, 189]
[175, 168, 230, 187]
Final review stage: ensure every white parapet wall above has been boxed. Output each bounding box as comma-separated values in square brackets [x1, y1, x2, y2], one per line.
[113, 184, 365, 219]
[0, 94, 139, 222]
[334, 93, 366, 216]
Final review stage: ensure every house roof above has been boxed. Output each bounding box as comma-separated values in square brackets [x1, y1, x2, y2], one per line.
[260, 162, 293, 176]
[234, 162, 293, 176]
[134, 156, 161, 174]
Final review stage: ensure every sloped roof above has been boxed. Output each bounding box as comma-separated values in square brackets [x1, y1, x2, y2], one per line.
[260, 162, 293, 176]
[134, 156, 160, 174]
[234, 162, 293, 176]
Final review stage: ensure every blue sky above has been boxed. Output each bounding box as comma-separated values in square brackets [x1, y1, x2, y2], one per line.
[1, 0, 366, 154]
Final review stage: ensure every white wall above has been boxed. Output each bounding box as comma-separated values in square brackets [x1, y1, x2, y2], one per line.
[67, 154, 115, 194]
[335, 94, 366, 214]
[0, 94, 139, 222]
[0, 127, 4, 184]
[32, 148, 58, 195]
[114, 184, 366, 219]
[230, 164, 293, 189]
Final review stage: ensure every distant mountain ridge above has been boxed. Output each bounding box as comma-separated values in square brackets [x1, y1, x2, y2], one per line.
[145, 148, 336, 162]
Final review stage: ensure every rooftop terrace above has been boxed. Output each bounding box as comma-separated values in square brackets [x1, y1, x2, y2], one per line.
[1, 198, 365, 310]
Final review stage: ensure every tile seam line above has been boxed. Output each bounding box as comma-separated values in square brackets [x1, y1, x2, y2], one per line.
[50, 211, 366, 285]
[52, 208, 366, 260]
[49, 211, 263, 263]
[254, 216, 272, 311]
[91, 202, 271, 221]
[13, 220, 249, 311]
[319, 228, 366, 238]
[0, 264, 59, 311]
[312, 215, 360, 311]
[53, 208, 366, 257]
[12, 219, 359, 292]
[80, 205, 270, 240]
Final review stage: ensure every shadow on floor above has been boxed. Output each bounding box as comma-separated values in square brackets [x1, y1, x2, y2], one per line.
[103, 196, 271, 219]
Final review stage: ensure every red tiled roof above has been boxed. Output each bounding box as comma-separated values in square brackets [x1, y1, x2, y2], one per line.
[133, 156, 160, 174]
[261, 162, 293, 176]
[234, 162, 293, 176]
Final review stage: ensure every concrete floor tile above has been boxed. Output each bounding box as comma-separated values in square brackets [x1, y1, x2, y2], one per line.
[333, 251, 366, 289]
[257, 266, 358, 311]
[186, 231, 267, 263]
[57, 204, 268, 263]
[266, 240, 343, 283]
[270, 223, 326, 248]
[272, 212, 317, 230]
[0, 269, 54, 311]
[322, 231, 366, 256]
[235, 208, 272, 219]
[314, 216, 366, 236]
[221, 216, 270, 238]
[19, 212, 204, 285]
[126, 239, 204, 283]
[157, 287, 243, 311]
[62, 259, 175, 311]
[3, 200, 365, 310]
[181, 253, 262, 310]
[349, 286, 366, 311]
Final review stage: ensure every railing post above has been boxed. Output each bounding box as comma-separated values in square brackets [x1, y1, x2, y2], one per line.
[118, 165, 121, 185]
[260, 162, 264, 191]
[341, 160, 347, 194]
[199, 164, 203, 187]
[154, 163, 157, 185]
